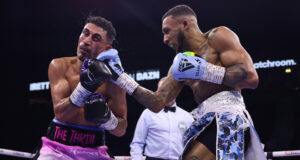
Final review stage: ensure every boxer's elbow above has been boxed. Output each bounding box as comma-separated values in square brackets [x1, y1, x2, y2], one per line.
[53, 98, 78, 122]
[114, 129, 126, 137]
[148, 96, 166, 113]
[147, 103, 165, 113]
[238, 72, 259, 89]
[117, 121, 127, 137]
[54, 108, 68, 123]
[244, 67, 259, 89]
[228, 65, 259, 89]
[245, 64, 259, 89]
[110, 129, 126, 137]
[246, 74, 259, 89]
[109, 118, 127, 137]
[53, 104, 74, 123]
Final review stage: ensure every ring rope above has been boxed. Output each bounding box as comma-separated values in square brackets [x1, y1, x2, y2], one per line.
[0, 147, 299, 159]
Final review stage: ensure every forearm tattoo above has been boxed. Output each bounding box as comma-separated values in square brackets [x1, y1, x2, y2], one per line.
[222, 64, 247, 87]
[132, 76, 182, 111]
[132, 86, 164, 111]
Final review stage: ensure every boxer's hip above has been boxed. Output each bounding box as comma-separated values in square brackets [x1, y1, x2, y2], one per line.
[46, 118, 105, 147]
[191, 90, 248, 122]
[38, 137, 113, 160]
[189, 91, 252, 144]
[37, 119, 113, 160]
[184, 91, 266, 160]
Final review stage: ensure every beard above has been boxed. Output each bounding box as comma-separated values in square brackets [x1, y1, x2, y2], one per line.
[78, 55, 85, 62]
[77, 52, 92, 62]
[77, 48, 92, 62]
[176, 30, 185, 53]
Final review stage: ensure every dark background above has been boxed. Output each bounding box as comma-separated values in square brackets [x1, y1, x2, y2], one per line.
[1, 0, 300, 159]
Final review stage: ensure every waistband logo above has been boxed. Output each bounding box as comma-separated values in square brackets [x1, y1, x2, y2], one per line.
[53, 126, 96, 146]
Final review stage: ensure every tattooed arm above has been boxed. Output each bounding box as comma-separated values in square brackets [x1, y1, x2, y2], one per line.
[208, 26, 259, 89]
[132, 68, 184, 113]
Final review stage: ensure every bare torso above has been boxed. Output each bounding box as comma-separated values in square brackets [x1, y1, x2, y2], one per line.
[53, 57, 123, 126]
[183, 31, 233, 104]
[137, 24, 257, 114]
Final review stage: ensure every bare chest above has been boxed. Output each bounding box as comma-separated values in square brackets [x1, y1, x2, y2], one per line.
[65, 66, 80, 92]
[183, 44, 231, 104]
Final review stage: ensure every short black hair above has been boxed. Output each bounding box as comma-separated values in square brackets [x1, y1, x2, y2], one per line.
[162, 5, 196, 21]
[86, 15, 116, 44]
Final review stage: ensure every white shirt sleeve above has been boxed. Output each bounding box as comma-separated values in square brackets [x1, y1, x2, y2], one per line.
[130, 110, 149, 160]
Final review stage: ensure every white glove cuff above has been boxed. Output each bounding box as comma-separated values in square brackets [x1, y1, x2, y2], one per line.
[100, 111, 118, 130]
[201, 63, 226, 84]
[115, 73, 139, 95]
[70, 82, 93, 107]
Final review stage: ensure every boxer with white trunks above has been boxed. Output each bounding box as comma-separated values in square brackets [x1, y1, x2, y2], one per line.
[99, 5, 266, 160]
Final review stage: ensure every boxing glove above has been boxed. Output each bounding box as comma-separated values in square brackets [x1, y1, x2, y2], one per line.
[97, 49, 139, 95]
[84, 94, 118, 130]
[80, 59, 112, 91]
[172, 52, 225, 84]
[70, 59, 112, 107]
[97, 49, 124, 80]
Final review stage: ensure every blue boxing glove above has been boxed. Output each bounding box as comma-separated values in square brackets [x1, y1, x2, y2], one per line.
[97, 49, 139, 95]
[172, 52, 226, 84]
[97, 49, 124, 80]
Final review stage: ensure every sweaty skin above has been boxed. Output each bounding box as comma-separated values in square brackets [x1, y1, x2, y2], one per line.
[132, 15, 258, 160]
[48, 23, 127, 137]
[182, 27, 258, 104]
[133, 16, 258, 114]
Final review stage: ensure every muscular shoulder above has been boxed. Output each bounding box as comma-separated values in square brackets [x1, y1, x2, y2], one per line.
[49, 57, 76, 71]
[48, 57, 77, 80]
[207, 26, 241, 52]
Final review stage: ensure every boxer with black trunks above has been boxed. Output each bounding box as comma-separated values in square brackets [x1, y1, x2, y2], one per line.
[35, 15, 127, 160]
[98, 5, 266, 160]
